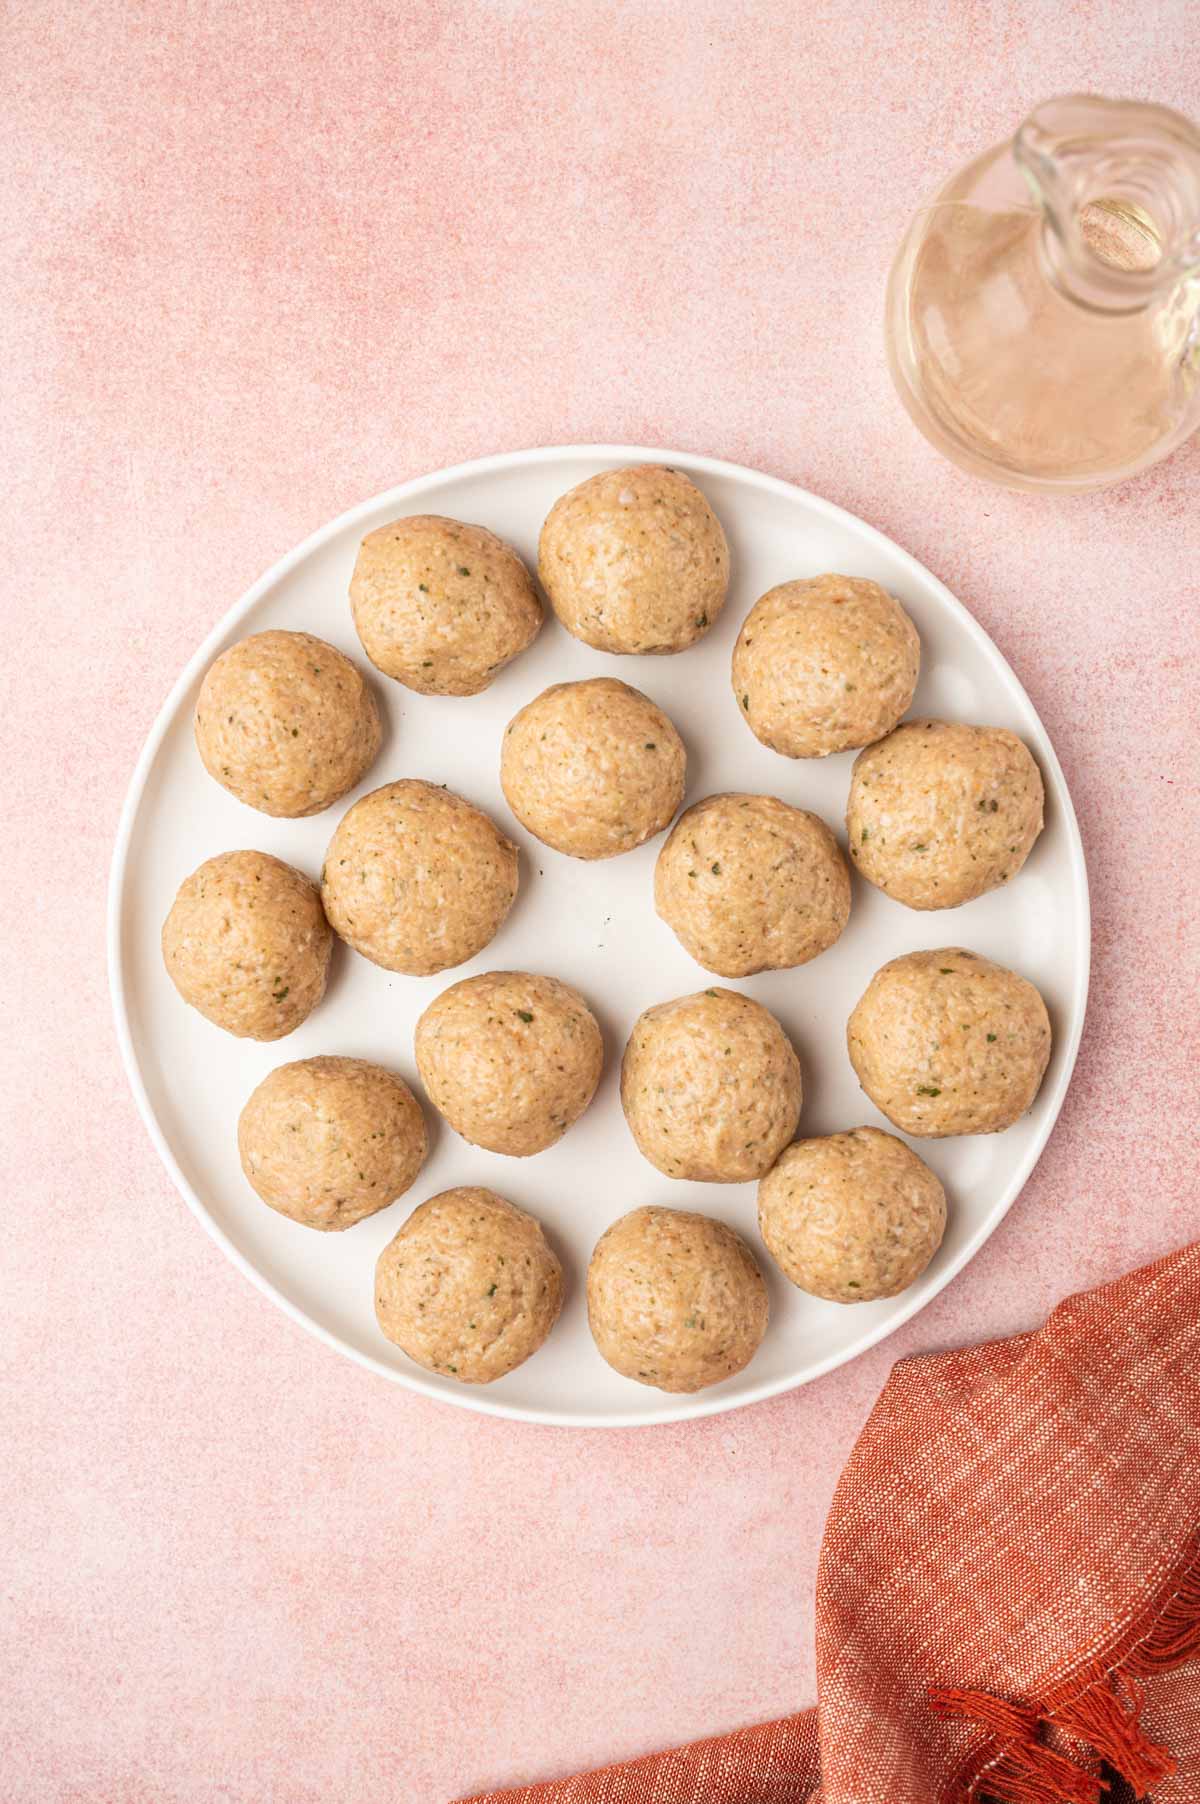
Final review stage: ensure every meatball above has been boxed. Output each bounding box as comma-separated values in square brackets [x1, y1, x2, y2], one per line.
[161, 850, 331, 1040]
[587, 1206, 768, 1393]
[846, 719, 1045, 909]
[237, 1056, 427, 1230]
[732, 574, 920, 758]
[501, 678, 686, 860]
[375, 1187, 562, 1383]
[415, 971, 603, 1156]
[758, 1127, 946, 1302]
[621, 988, 802, 1182]
[350, 515, 541, 696]
[847, 948, 1052, 1137]
[321, 780, 519, 975]
[538, 465, 729, 655]
[654, 792, 851, 977]
[194, 630, 381, 817]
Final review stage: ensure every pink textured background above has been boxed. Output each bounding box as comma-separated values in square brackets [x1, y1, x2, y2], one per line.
[3, 3, 1199, 1799]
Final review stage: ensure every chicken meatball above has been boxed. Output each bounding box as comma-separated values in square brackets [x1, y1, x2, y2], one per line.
[846, 719, 1045, 909]
[415, 971, 603, 1156]
[238, 1056, 427, 1230]
[350, 515, 541, 696]
[847, 948, 1052, 1137]
[621, 988, 802, 1182]
[501, 678, 686, 860]
[587, 1206, 768, 1393]
[194, 630, 381, 817]
[161, 850, 331, 1040]
[654, 792, 851, 977]
[732, 574, 920, 758]
[538, 464, 729, 654]
[321, 780, 519, 975]
[375, 1187, 563, 1383]
[758, 1127, 946, 1302]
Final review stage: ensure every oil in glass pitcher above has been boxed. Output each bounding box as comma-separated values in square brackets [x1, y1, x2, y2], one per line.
[885, 95, 1200, 491]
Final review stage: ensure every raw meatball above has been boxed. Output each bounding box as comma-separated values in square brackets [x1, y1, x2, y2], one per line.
[654, 792, 851, 977]
[194, 630, 381, 817]
[415, 971, 603, 1156]
[847, 948, 1051, 1136]
[375, 1187, 562, 1383]
[732, 574, 920, 758]
[350, 515, 542, 696]
[846, 719, 1045, 909]
[587, 1206, 768, 1393]
[321, 780, 519, 975]
[758, 1127, 946, 1302]
[538, 465, 729, 655]
[161, 850, 331, 1040]
[237, 1056, 427, 1230]
[621, 988, 802, 1181]
[501, 678, 686, 860]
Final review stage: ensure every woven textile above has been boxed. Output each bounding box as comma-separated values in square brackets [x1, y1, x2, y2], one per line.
[463, 1242, 1200, 1804]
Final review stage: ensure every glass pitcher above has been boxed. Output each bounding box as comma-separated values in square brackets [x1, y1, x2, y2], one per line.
[885, 94, 1200, 492]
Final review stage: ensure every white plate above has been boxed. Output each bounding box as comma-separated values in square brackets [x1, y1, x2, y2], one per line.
[109, 446, 1089, 1428]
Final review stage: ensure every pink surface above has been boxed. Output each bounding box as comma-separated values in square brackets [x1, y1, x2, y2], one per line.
[2, 3, 1198, 1799]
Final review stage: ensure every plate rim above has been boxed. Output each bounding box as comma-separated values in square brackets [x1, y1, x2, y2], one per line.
[107, 442, 1091, 1429]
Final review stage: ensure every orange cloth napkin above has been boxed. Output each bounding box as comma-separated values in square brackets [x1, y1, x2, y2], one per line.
[462, 1243, 1200, 1804]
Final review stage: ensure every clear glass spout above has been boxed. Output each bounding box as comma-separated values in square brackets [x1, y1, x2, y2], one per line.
[885, 94, 1200, 492]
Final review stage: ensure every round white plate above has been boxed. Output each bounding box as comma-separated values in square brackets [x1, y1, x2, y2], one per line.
[109, 446, 1089, 1428]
